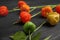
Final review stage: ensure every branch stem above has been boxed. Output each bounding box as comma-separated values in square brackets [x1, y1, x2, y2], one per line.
[29, 31, 31, 40]
[9, 5, 56, 12]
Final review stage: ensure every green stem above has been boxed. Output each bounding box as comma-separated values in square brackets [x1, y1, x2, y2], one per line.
[31, 21, 46, 36]
[30, 5, 56, 8]
[9, 9, 20, 12]
[31, 12, 40, 18]
[13, 4, 56, 10]
[9, 5, 56, 12]
[30, 6, 43, 8]
[44, 35, 52, 40]
[50, 5, 56, 8]
[30, 7, 36, 12]
[29, 31, 31, 40]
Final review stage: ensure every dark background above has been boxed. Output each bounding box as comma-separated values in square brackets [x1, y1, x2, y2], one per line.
[0, 0, 60, 40]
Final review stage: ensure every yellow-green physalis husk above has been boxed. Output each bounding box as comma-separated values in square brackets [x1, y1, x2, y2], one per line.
[23, 21, 36, 34]
[47, 12, 60, 25]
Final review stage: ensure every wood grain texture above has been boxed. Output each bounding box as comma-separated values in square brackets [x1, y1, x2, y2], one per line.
[0, 0, 60, 40]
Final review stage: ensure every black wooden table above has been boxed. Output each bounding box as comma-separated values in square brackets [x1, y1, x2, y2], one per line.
[0, 0, 60, 40]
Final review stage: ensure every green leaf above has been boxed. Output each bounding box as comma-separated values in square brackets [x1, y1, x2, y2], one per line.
[10, 31, 26, 40]
[44, 35, 52, 40]
[31, 32, 41, 40]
